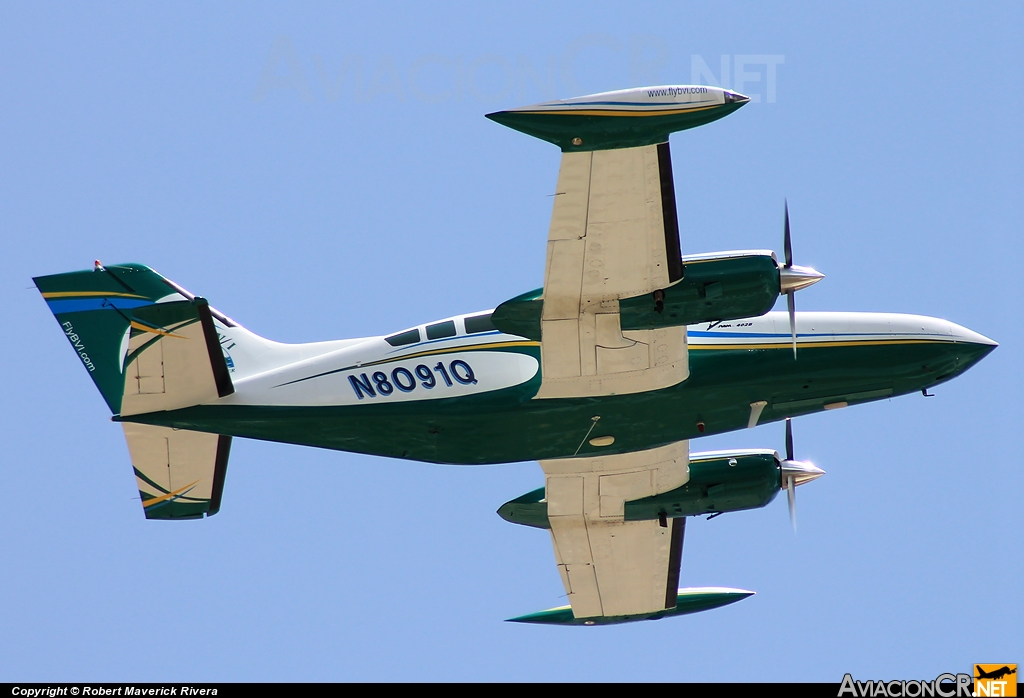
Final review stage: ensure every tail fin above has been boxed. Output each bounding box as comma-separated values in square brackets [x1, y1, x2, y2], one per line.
[34, 263, 234, 415]
[36, 263, 239, 520]
[36, 262, 351, 520]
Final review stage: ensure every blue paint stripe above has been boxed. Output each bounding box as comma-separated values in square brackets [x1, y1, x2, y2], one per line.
[46, 297, 152, 314]
[688, 330, 945, 339]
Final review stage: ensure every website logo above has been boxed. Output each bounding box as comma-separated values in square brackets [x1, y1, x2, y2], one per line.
[974, 665, 1017, 697]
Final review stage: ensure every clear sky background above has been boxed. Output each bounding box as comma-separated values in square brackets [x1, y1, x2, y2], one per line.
[1, 1, 1020, 683]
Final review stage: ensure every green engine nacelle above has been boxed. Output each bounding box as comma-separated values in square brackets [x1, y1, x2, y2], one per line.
[625, 449, 781, 522]
[491, 251, 781, 341]
[497, 449, 782, 529]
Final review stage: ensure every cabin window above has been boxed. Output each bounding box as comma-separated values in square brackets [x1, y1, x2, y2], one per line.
[464, 313, 496, 334]
[426, 320, 457, 340]
[385, 329, 420, 347]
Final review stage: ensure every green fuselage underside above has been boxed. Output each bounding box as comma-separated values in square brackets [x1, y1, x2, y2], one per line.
[117, 339, 991, 466]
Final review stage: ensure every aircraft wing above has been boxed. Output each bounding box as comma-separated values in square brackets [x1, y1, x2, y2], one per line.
[489, 85, 753, 399]
[540, 440, 689, 619]
[535, 144, 688, 398]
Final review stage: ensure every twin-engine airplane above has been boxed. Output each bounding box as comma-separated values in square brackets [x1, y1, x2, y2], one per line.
[36, 85, 996, 626]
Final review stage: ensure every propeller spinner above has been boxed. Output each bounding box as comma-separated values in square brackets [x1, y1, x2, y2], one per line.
[779, 418, 825, 531]
[779, 200, 825, 358]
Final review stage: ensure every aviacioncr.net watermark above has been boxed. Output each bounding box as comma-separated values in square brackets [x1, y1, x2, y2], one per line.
[251, 34, 784, 105]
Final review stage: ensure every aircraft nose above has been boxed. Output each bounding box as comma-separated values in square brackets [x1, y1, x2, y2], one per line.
[950, 321, 997, 348]
[949, 321, 997, 372]
[890, 315, 996, 387]
[724, 91, 750, 104]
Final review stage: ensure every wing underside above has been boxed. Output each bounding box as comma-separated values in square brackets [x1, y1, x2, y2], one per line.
[541, 440, 690, 618]
[537, 142, 687, 398]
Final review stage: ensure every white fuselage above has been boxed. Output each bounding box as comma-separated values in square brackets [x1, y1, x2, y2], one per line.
[211, 311, 994, 408]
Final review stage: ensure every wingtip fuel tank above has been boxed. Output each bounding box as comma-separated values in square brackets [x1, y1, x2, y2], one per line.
[486, 85, 750, 151]
[507, 587, 755, 626]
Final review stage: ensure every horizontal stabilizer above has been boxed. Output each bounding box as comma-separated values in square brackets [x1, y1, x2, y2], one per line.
[507, 587, 754, 625]
[124, 423, 231, 520]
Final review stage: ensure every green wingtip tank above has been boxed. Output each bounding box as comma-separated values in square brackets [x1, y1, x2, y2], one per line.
[486, 85, 749, 152]
[507, 588, 755, 626]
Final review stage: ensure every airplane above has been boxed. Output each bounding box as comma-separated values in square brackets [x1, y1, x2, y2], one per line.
[33, 85, 997, 626]
[975, 666, 1017, 681]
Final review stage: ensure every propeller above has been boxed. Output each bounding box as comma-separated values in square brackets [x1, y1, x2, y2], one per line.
[779, 418, 825, 532]
[778, 200, 825, 359]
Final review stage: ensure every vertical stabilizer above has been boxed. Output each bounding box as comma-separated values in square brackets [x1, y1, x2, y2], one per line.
[34, 264, 233, 414]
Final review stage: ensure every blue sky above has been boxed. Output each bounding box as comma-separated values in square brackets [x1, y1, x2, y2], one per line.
[1, 1, 1020, 682]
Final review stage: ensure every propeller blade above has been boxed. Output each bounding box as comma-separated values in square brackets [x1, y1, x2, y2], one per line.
[785, 417, 797, 530]
[783, 201, 797, 358]
[783, 199, 793, 268]
[787, 475, 796, 532]
[780, 420, 824, 533]
[787, 290, 797, 359]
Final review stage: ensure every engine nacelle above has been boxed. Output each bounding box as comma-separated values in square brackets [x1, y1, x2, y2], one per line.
[625, 449, 780, 521]
[491, 250, 794, 341]
[497, 449, 786, 529]
[620, 251, 780, 331]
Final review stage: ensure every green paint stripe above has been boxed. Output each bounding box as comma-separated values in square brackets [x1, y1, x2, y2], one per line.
[122, 317, 201, 369]
[134, 469, 209, 504]
[133, 466, 170, 495]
